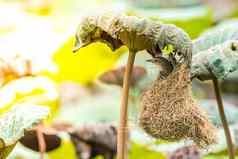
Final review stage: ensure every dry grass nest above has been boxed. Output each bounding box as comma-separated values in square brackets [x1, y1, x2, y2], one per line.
[139, 64, 217, 147]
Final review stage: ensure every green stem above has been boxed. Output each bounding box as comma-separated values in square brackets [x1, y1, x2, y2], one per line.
[117, 50, 136, 159]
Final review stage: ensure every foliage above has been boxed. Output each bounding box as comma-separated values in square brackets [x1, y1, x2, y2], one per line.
[0, 105, 49, 158]
[192, 40, 238, 80]
[74, 12, 192, 65]
[0, 76, 59, 120]
[193, 23, 238, 54]
[191, 21, 238, 80]
[2, 1, 238, 159]
[53, 36, 126, 85]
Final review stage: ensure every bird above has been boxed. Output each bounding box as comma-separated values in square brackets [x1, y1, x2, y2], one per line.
[146, 56, 174, 80]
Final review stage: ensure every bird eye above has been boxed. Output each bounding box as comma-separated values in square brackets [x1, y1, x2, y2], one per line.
[177, 52, 182, 56]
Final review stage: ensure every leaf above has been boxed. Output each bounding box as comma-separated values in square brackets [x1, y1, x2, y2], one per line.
[0, 104, 49, 158]
[0, 76, 59, 121]
[74, 12, 192, 60]
[191, 20, 238, 80]
[193, 21, 238, 54]
[53, 35, 125, 85]
[191, 40, 238, 80]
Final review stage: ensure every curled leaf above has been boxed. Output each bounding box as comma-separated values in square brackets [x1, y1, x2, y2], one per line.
[74, 12, 192, 64]
[99, 66, 146, 87]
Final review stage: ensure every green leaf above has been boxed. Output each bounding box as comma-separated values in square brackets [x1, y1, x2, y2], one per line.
[0, 104, 49, 158]
[191, 40, 238, 80]
[192, 20, 238, 80]
[193, 21, 238, 54]
[74, 12, 192, 59]
[53, 36, 125, 85]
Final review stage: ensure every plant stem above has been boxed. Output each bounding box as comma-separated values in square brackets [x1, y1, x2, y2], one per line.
[117, 50, 136, 159]
[36, 126, 46, 159]
[212, 78, 235, 159]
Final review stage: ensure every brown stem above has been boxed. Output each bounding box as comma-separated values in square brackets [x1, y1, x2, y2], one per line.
[212, 78, 235, 159]
[36, 126, 46, 159]
[117, 50, 136, 159]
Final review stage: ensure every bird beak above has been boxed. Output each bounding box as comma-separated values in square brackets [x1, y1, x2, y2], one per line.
[72, 46, 81, 53]
[146, 56, 172, 66]
[72, 39, 90, 53]
[72, 40, 82, 53]
[146, 59, 157, 63]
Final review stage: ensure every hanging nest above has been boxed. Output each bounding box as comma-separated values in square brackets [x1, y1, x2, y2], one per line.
[139, 64, 217, 147]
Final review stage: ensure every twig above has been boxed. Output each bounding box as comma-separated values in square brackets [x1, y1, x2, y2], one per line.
[212, 77, 235, 159]
[117, 50, 136, 159]
[36, 126, 46, 159]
